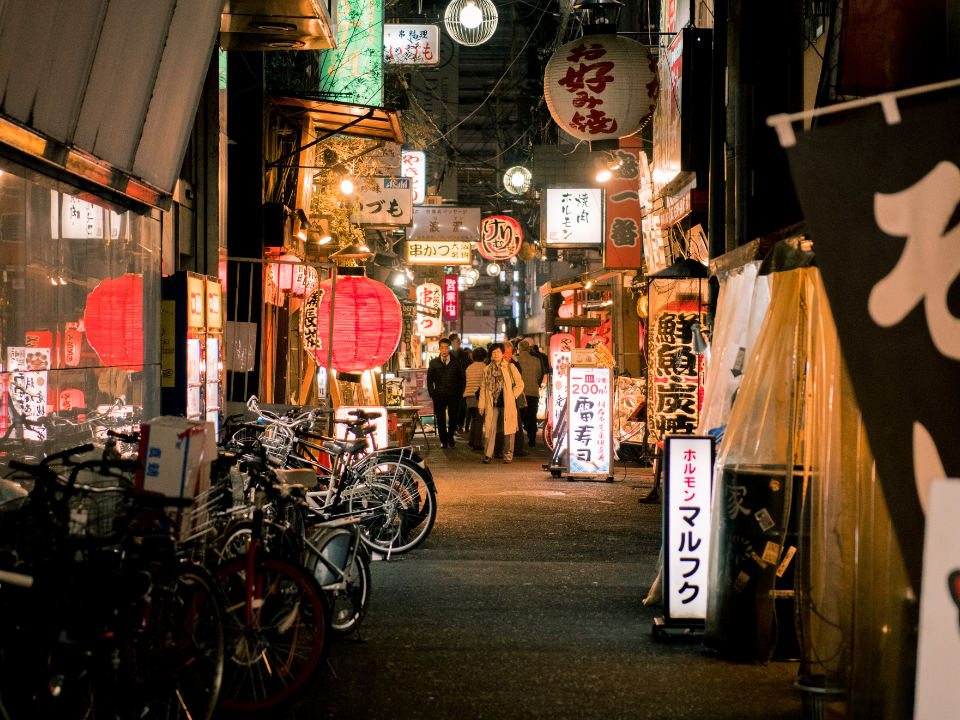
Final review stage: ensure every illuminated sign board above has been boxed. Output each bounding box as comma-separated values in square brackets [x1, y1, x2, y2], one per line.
[335, 406, 389, 451]
[319, 0, 384, 106]
[402, 150, 426, 204]
[567, 366, 612, 477]
[442, 274, 458, 321]
[205, 278, 222, 329]
[544, 188, 604, 247]
[384, 24, 438, 65]
[479, 215, 523, 260]
[416, 283, 442, 337]
[407, 206, 481, 243]
[352, 177, 412, 226]
[406, 240, 471, 264]
[663, 435, 714, 621]
[549, 332, 574, 433]
[187, 274, 206, 329]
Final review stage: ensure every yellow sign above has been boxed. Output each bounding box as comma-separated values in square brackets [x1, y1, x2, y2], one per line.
[406, 240, 471, 264]
[186, 275, 205, 329]
[205, 277, 222, 329]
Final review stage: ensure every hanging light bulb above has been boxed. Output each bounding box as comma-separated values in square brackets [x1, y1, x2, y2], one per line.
[460, 0, 482, 28]
[340, 178, 355, 194]
[596, 168, 612, 182]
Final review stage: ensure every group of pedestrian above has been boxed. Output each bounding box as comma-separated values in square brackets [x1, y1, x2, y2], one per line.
[426, 334, 550, 464]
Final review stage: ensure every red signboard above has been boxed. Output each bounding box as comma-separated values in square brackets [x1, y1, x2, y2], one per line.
[604, 145, 645, 269]
[479, 215, 522, 260]
[442, 274, 459, 321]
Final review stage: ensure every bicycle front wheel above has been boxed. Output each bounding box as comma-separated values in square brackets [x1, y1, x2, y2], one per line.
[216, 558, 329, 712]
[304, 528, 371, 637]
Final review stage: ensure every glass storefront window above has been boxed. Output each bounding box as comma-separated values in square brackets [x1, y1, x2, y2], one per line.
[0, 170, 160, 459]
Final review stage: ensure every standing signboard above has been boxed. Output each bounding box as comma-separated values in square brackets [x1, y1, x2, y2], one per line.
[661, 435, 714, 627]
[567, 366, 612, 479]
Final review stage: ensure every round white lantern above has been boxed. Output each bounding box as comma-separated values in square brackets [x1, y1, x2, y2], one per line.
[544, 34, 658, 143]
[444, 0, 498, 46]
[503, 166, 532, 195]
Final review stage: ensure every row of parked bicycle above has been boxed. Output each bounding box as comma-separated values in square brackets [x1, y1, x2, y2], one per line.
[0, 398, 439, 719]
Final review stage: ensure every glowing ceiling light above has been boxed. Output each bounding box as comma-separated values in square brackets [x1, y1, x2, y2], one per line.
[460, 1, 482, 28]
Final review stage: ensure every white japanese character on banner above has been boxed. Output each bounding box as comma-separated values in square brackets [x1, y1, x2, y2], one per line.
[869, 160, 960, 360]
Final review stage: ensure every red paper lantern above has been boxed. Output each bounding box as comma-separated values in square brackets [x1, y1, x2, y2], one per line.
[544, 34, 658, 143]
[84, 274, 143, 370]
[479, 215, 522, 260]
[300, 276, 402, 373]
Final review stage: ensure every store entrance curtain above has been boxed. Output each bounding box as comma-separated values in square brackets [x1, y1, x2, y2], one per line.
[784, 93, 960, 594]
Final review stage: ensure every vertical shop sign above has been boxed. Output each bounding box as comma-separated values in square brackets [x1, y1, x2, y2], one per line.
[663, 435, 714, 621]
[549, 333, 574, 431]
[402, 151, 426, 204]
[416, 283, 442, 337]
[442, 275, 458, 321]
[6, 347, 49, 432]
[544, 188, 603, 246]
[604, 147, 645, 269]
[647, 295, 703, 443]
[64, 324, 82, 367]
[567, 367, 612, 477]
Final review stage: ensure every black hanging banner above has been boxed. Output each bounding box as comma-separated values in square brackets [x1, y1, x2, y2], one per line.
[782, 92, 960, 594]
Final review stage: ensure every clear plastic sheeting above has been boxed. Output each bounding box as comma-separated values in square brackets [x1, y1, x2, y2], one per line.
[705, 267, 842, 662]
[697, 262, 771, 437]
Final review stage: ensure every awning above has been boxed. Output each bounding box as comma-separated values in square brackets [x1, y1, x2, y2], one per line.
[0, 0, 224, 212]
[271, 96, 404, 145]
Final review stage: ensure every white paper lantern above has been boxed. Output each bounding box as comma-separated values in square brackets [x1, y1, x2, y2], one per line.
[503, 166, 532, 195]
[544, 34, 658, 143]
[444, 0, 498, 46]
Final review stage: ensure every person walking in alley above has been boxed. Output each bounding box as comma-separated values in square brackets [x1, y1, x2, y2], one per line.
[428, 337, 464, 449]
[500, 342, 528, 456]
[516, 340, 544, 448]
[449, 333, 471, 432]
[479, 343, 524, 464]
[463, 346, 487, 451]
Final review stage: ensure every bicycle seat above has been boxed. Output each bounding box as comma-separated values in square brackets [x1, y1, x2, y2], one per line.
[274, 468, 320, 489]
[321, 438, 368, 456]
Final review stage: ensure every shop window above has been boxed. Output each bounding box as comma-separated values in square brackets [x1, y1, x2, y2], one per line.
[0, 170, 161, 458]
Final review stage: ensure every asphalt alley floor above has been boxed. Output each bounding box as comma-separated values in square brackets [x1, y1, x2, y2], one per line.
[282, 435, 803, 720]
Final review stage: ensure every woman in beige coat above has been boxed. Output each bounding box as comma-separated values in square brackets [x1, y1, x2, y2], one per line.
[478, 344, 524, 464]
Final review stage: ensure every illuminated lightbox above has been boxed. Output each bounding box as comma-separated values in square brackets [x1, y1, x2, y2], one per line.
[544, 188, 603, 247]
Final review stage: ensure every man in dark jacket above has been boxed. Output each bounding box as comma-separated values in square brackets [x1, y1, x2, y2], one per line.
[449, 333, 470, 432]
[427, 337, 464, 448]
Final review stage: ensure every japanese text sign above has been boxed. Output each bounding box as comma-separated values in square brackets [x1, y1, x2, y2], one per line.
[604, 147, 645, 269]
[783, 92, 960, 594]
[479, 215, 523, 260]
[335, 406, 390, 451]
[416, 283, 442, 337]
[550, 333, 574, 432]
[5, 347, 49, 424]
[406, 240, 471, 265]
[384, 24, 438, 65]
[567, 367, 612, 476]
[663, 435, 714, 621]
[402, 151, 426, 204]
[442, 274, 458, 321]
[543, 35, 658, 143]
[54, 191, 128, 240]
[319, 0, 384, 106]
[647, 285, 703, 443]
[352, 177, 412, 226]
[407, 206, 481, 243]
[205, 278, 222, 329]
[544, 188, 603, 247]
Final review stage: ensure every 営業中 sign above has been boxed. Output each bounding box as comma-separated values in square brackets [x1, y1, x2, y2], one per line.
[442, 274, 458, 321]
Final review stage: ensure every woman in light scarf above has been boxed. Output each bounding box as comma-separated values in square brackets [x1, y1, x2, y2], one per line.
[478, 343, 524, 463]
